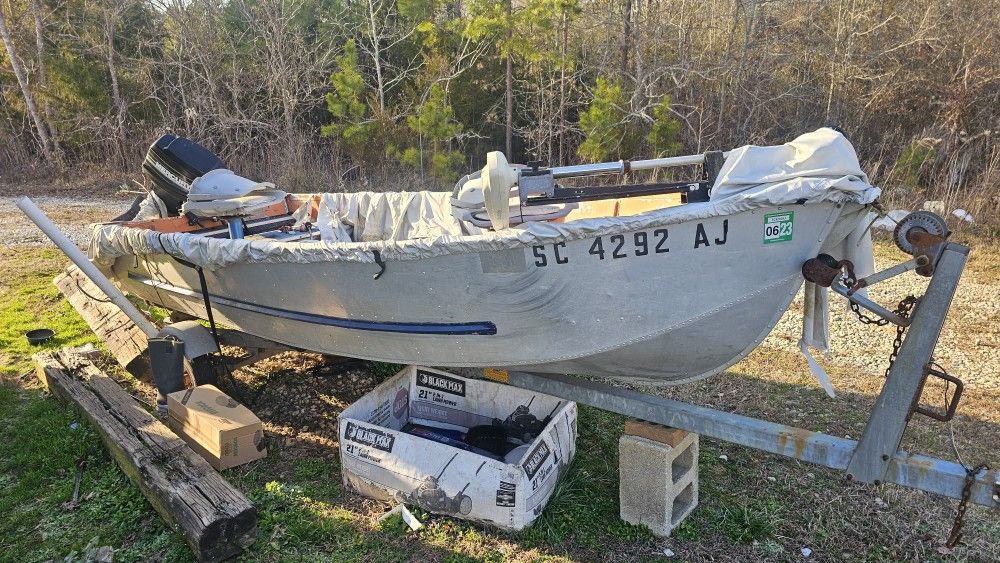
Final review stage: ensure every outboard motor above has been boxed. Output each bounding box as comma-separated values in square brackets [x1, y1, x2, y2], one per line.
[142, 134, 225, 216]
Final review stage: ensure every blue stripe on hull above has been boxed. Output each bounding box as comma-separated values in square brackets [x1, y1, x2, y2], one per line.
[127, 272, 497, 335]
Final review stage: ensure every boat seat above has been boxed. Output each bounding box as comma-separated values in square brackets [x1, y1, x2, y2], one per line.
[181, 189, 288, 218]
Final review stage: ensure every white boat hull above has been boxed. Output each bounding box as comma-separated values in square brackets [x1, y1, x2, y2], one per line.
[115, 202, 864, 383]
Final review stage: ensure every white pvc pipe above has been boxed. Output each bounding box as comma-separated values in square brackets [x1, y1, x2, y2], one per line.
[16, 196, 159, 338]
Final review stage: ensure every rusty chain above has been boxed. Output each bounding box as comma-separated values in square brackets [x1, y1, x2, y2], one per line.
[846, 294, 918, 377]
[881, 296, 918, 378]
[840, 261, 919, 376]
[946, 463, 989, 548]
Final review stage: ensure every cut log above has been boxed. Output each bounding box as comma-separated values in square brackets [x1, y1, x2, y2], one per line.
[55, 265, 149, 377]
[35, 350, 256, 562]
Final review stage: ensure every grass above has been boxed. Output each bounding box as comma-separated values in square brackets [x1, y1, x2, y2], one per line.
[1, 244, 999, 561]
[0, 247, 96, 377]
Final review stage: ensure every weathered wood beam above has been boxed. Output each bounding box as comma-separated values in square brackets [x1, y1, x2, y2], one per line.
[54, 265, 150, 376]
[35, 350, 256, 562]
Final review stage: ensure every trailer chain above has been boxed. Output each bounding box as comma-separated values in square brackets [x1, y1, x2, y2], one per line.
[946, 463, 989, 548]
[845, 294, 918, 377]
[880, 295, 918, 378]
[840, 260, 919, 376]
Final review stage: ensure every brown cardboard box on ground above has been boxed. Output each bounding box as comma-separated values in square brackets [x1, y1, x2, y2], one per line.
[167, 385, 266, 470]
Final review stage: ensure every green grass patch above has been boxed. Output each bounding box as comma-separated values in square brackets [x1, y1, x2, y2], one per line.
[520, 406, 655, 550]
[0, 382, 189, 560]
[0, 248, 97, 376]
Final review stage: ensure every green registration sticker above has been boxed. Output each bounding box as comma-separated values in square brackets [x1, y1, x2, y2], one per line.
[763, 211, 793, 244]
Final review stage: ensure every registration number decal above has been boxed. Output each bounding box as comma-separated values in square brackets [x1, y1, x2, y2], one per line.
[531, 220, 728, 267]
[763, 211, 793, 244]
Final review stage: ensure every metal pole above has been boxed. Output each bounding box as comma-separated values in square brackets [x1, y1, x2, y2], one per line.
[549, 153, 721, 179]
[16, 196, 159, 337]
[226, 219, 244, 240]
[501, 370, 999, 508]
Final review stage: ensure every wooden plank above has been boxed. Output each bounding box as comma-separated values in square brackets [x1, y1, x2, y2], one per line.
[35, 350, 257, 562]
[55, 265, 149, 376]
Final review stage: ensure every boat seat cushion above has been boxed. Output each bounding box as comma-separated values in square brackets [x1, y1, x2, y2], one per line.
[182, 190, 288, 218]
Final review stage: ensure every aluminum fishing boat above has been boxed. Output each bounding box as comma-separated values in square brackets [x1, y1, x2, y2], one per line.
[91, 128, 880, 384]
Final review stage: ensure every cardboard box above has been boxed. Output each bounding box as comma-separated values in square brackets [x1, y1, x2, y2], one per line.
[339, 366, 577, 530]
[167, 385, 267, 470]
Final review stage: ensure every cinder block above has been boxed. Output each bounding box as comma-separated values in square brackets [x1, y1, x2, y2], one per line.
[619, 426, 699, 536]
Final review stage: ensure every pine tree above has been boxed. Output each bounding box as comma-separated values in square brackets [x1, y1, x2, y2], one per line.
[399, 82, 464, 182]
[321, 39, 373, 161]
[646, 95, 681, 157]
[577, 77, 641, 162]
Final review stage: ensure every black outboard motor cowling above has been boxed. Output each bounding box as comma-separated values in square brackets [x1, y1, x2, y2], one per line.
[142, 134, 225, 216]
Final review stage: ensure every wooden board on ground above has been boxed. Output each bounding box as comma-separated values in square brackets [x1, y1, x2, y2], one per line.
[55, 265, 149, 376]
[35, 350, 257, 562]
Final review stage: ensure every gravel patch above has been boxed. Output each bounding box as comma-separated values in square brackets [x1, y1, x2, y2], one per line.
[0, 195, 135, 247]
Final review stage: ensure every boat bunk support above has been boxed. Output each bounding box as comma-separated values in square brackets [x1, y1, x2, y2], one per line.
[493, 240, 998, 509]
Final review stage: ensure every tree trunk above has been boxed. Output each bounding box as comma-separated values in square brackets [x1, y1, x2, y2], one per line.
[29, 0, 59, 156]
[505, 0, 513, 157]
[367, 0, 386, 112]
[621, 0, 632, 77]
[103, 4, 127, 168]
[558, 9, 567, 165]
[0, 5, 54, 162]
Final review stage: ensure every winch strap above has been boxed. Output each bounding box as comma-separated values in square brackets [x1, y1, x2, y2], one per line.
[196, 266, 221, 347]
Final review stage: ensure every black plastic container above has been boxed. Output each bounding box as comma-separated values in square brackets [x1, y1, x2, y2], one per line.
[25, 328, 54, 345]
[142, 134, 225, 216]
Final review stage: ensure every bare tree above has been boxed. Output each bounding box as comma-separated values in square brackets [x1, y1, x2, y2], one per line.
[28, 0, 59, 156]
[0, 2, 54, 162]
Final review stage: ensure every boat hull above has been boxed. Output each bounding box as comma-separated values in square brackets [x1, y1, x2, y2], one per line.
[115, 202, 863, 383]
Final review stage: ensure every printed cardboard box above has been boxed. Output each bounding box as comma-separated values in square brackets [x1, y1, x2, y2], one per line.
[167, 385, 267, 470]
[339, 366, 577, 530]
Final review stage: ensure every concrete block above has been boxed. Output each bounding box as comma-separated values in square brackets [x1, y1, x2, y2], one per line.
[619, 427, 698, 536]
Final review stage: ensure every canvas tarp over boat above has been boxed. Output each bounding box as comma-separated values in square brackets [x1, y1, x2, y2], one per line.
[91, 128, 879, 270]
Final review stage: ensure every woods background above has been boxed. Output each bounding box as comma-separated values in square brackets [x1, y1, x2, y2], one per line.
[1, 0, 998, 218]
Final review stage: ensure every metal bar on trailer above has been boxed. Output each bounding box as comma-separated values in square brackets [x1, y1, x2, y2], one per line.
[830, 281, 910, 326]
[846, 242, 969, 483]
[502, 370, 999, 508]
